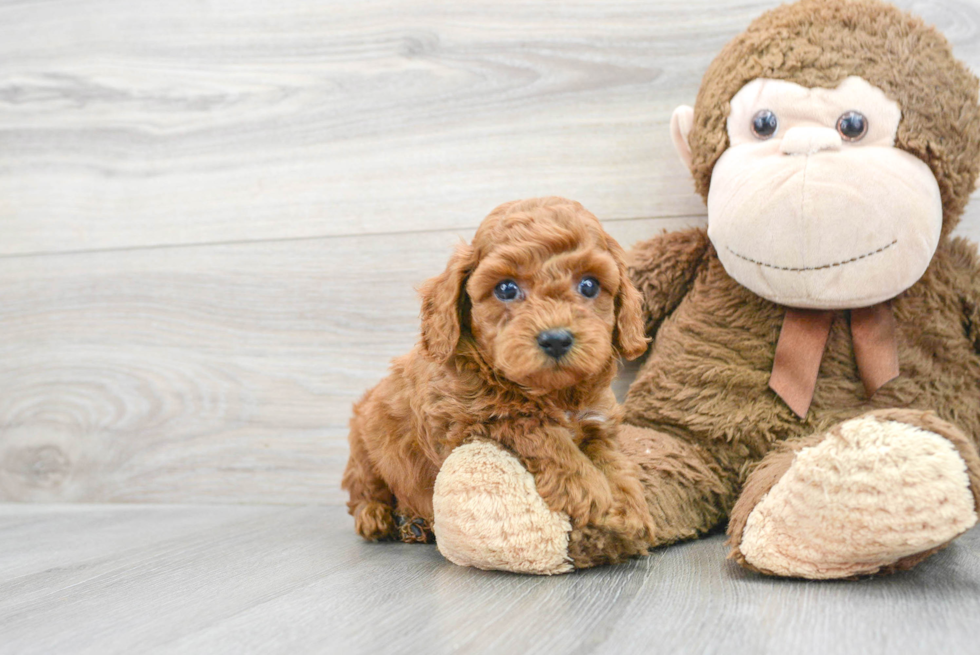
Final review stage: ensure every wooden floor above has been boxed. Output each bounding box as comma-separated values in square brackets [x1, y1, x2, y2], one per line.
[1, 504, 978, 655]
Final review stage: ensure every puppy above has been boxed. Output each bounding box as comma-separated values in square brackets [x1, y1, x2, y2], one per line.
[342, 197, 653, 558]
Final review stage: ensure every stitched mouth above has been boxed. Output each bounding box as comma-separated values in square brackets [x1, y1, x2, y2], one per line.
[726, 239, 898, 272]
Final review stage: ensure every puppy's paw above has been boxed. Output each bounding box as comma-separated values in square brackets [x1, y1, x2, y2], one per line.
[561, 467, 654, 568]
[354, 501, 398, 541]
[567, 520, 650, 568]
[608, 477, 656, 543]
[604, 502, 655, 544]
[395, 514, 434, 544]
[552, 468, 615, 528]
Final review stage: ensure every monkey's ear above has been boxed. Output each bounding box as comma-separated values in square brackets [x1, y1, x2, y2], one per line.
[671, 105, 695, 172]
[418, 243, 476, 363]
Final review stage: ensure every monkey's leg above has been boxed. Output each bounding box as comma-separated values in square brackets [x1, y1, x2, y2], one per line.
[341, 422, 398, 542]
[728, 409, 980, 579]
[616, 424, 738, 546]
[432, 440, 574, 574]
[433, 438, 652, 573]
[432, 425, 729, 573]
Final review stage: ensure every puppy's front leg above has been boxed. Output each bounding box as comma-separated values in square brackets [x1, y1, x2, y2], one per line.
[565, 419, 656, 565]
[499, 425, 614, 528]
[577, 418, 655, 541]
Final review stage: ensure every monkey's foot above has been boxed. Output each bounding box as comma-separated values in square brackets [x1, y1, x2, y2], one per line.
[729, 410, 980, 579]
[432, 440, 573, 575]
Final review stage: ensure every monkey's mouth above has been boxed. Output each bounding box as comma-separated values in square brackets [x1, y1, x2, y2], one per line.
[726, 239, 898, 272]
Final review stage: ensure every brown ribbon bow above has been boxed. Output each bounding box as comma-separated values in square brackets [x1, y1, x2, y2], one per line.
[768, 302, 900, 418]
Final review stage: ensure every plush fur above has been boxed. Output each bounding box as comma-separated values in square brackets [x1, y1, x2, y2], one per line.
[433, 440, 575, 574]
[615, 0, 980, 576]
[342, 197, 654, 565]
[621, 227, 980, 563]
[728, 410, 980, 578]
[686, 0, 980, 237]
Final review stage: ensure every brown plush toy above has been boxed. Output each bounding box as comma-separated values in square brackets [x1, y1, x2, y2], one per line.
[432, 0, 980, 578]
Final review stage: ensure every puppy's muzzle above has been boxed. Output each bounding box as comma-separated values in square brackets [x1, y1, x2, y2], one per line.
[537, 329, 574, 359]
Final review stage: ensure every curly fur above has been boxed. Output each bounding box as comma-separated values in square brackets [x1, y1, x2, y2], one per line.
[342, 197, 653, 566]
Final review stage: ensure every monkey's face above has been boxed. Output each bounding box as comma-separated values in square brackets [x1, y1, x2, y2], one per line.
[679, 76, 943, 310]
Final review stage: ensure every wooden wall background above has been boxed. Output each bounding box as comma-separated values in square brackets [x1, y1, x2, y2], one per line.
[1, 0, 979, 505]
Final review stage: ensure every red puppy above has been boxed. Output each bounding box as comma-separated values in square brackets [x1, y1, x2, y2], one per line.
[342, 197, 653, 564]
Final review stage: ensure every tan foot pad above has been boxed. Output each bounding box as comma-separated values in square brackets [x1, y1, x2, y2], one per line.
[433, 441, 573, 575]
[740, 416, 979, 579]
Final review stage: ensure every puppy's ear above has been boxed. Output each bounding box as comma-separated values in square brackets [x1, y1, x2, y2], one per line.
[419, 243, 476, 363]
[611, 244, 649, 360]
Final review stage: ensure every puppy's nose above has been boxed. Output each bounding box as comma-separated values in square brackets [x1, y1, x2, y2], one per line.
[537, 329, 574, 359]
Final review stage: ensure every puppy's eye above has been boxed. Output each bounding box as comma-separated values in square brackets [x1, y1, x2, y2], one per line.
[493, 280, 521, 302]
[577, 276, 600, 299]
[837, 111, 868, 141]
[751, 109, 778, 139]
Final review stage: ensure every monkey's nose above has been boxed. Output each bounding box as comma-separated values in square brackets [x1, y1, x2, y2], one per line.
[537, 329, 574, 359]
[780, 127, 842, 156]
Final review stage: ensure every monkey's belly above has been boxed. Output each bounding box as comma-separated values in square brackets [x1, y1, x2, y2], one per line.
[622, 256, 980, 468]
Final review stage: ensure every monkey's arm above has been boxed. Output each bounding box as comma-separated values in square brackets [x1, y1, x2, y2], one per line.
[617, 424, 737, 546]
[628, 226, 710, 338]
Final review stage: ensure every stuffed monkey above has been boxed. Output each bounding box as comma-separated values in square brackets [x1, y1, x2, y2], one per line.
[432, 0, 980, 578]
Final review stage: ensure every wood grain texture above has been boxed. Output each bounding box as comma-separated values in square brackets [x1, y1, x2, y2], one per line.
[0, 0, 978, 254]
[0, 216, 701, 504]
[0, 504, 978, 655]
[2, 0, 980, 505]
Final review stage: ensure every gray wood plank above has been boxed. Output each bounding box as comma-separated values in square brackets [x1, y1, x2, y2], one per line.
[0, 504, 977, 655]
[1, 0, 979, 507]
[0, 503, 278, 580]
[0, 216, 701, 505]
[0, 0, 977, 255]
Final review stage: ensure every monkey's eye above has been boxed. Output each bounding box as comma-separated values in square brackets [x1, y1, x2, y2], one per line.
[837, 111, 868, 141]
[577, 276, 600, 299]
[751, 109, 778, 139]
[493, 280, 521, 302]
